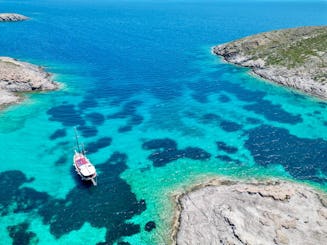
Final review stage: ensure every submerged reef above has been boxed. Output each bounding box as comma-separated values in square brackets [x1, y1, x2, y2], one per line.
[245, 125, 327, 183]
[0, 152, 146, 245]
[142, 138, 211, 167]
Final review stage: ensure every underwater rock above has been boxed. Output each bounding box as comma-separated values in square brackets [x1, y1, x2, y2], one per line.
[0, 170, 49, 216]
[7, 222, 38, 245]
[244, 100, 302, 124]
[0, 153, 146, 245]
[216, 141, 238, 154]
[108, 100, 144, 132]
[47, 104, 85, 127]
[85, 112, 105, 126]
[49, 129, 67, 140]
[245, 125, 327, 182]
[86, 137, 112, 154]
[77, 125, 98, 137]
[218, 94, 230, 103]
[220, 120, 242, 132]
[216, 155, 233, 162]
[55, 155, 68, 165]
[145, 221, 156, 232]
[38, 152, 146, 244]
[143, 138, 211, 167]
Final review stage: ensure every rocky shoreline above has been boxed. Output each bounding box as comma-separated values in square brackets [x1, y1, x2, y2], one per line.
[0, 13, 28, 22]
[0, 57, 59, 109]
[172, 178, 327, 245]
[213, 26, 327, 99]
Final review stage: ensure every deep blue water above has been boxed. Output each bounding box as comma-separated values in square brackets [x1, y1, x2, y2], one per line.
[0, 0, 327, 244]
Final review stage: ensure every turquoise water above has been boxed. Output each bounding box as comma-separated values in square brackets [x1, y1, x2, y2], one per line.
[1, 0, 327, 244]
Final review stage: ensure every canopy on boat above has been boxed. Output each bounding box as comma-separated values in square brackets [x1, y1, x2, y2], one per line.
[76, 157, 88, 167]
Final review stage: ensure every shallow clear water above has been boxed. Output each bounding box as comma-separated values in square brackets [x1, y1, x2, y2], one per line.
[0, 0, 327, 244]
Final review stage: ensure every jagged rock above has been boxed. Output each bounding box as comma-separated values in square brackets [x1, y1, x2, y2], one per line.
[0, 13, 28, 22]
[172, 179, 327, 245]
[0, 57, 59, 109]
[213, 26, 327, 99]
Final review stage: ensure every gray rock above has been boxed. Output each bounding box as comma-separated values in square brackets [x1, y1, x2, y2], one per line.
[0, 57, 59, 109]
[213, 26, 327, 99]
[0, 13, 28, 22]
[172, 179, 327, 245]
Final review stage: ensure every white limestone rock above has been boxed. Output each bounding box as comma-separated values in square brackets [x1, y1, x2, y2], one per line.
[173, 179, 327, 245]
[0, 13, 28, 22]
[0, 57, 59, 109]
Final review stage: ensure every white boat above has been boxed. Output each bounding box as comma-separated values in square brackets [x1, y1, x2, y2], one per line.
[73, 128, 97, 186]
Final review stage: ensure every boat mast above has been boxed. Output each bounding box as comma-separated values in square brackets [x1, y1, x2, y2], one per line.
[74, 127, 82, 153]
[81, 143, 86, 155]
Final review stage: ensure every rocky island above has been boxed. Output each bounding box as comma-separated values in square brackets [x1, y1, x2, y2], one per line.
[213, 26, 327, 99]
[172, 179, 327, 245]
[0, 57, 59, 109]
[0, 13, 28, 22]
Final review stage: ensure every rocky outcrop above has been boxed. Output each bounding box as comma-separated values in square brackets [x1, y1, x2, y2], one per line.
[0, 57, 59, 109]
[172, 179, 327, 245]
[0, 13, 28, 22]
[213, 26, 327, 99]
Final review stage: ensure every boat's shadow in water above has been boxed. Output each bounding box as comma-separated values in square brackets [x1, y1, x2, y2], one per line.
[70, 166, 96, 189]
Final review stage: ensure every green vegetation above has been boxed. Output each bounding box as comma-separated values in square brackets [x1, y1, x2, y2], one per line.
[265, 31, 327, 68]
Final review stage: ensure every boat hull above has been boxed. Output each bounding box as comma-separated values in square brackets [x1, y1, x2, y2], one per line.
[73, 152, 97, 185]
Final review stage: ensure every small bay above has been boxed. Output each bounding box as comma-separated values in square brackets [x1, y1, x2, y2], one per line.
[0, 0, 326, 244]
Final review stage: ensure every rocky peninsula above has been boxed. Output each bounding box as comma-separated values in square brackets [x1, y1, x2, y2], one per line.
[0, 13, 28, 22]
[172, 178, 327, 245]
[213, 26, 327, 99]
[0, 57, 59, 109]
